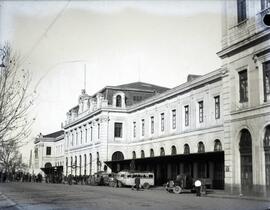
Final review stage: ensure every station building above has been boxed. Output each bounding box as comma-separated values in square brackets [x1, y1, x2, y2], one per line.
[31, 131, 64, 175]
[31, 0, 270, 196]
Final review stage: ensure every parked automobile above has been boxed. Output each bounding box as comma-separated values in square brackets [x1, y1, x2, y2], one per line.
[114, 171, 154, 189]
[90, 171, 115, 186]
[165, 174, 210, 194]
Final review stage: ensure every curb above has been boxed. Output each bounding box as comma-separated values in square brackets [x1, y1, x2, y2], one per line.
[0, 192, 20, 210]
[205, 193, 270, 202]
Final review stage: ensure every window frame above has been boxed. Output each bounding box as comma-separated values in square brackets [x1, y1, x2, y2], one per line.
[214, 96, 220, 119]
[141, 119, 145, 137]
[237, 0, 247, 23]
[160, 113, 165, 132]
[150, 116, 154, 134]
[172, 109, 176, 129]
[263, 61, 270, 102]
[114, 122, 123, 138]
[239, 69, 248, 103]
[198, 101, 204, 123]
[184, 105, 189, 126]
[46, 146, 51, 156]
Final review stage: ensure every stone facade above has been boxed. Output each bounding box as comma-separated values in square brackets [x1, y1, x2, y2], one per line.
[31, 131, 64, 175]
[217, 0, 270, 196]
[31, 0, 270, 195]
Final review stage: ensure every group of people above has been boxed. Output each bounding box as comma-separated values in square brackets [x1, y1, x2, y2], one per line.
[0, 171, 43, 183]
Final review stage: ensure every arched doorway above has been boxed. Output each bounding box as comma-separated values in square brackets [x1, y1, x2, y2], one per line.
[112, 151, 124, 161]
[239, 129, 253, 190]
[45, 162, 52, 168]
[112, 151, 124, 172]
[264, 125, 270, 188]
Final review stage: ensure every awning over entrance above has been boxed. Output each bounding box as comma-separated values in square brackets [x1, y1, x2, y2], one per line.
[105, 151, 224, 189]
[40, 166, 63, 175]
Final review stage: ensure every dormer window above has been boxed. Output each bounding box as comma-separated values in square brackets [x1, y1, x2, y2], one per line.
[116, 95, 122, 107]
[113, 92, 125, 108]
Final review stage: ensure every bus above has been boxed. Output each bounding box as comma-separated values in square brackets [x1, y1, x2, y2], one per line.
[115, 171, 154, 189]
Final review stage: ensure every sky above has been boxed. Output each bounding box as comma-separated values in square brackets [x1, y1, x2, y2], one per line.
[0, 0, 222, 161]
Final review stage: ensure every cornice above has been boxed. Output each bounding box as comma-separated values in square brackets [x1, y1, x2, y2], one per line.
[217, 28, 270, 59]
[64, 68, 223, 129]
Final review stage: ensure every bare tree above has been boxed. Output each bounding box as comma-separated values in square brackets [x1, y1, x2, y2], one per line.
[0, 43, 34, 172]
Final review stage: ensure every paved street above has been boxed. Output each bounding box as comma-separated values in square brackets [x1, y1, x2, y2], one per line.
[0, 183, 269, 210]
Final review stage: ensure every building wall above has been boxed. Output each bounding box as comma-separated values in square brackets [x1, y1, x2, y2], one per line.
[219, 0, 270, 195]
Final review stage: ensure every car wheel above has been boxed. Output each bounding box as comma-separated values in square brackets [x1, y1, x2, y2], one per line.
[143, 182, 150, 189]
[173, 186, 182, 194]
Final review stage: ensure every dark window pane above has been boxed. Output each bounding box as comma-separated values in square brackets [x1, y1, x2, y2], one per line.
[239, 70, 248, 102]
[114, 123, 123, 138]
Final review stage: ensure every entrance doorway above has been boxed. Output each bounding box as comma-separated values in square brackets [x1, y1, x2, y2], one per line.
[239, 129, 253, 190]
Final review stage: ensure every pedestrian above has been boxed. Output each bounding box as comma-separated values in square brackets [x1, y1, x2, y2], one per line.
[194, 180, 202, 197]
[135, 176, 140, 191]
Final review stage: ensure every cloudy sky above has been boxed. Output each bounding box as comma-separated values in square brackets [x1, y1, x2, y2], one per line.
[0, 0, 222, 160]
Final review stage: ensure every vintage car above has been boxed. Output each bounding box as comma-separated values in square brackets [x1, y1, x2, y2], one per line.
[165, 174, 210, 194]
[89, 171, 115, 186]
[114, 171, 154, 189]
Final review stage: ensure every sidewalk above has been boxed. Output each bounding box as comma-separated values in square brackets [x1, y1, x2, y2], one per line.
[151, 186, 270, 202]
[0, 192, 19, 210]
[206, 190, 270, 202]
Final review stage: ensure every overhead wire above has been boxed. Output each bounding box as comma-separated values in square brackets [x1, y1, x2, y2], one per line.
[20, 0, 71, 65]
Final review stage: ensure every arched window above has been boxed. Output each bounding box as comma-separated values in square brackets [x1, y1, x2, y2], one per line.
[66, 157, 68, 176]
[75, 156, 77, 175]
[171, 145, 177, 155]
[150, 149, 154, 157]
[214, 139, 222, 151]
[79, 155, 82, 175]
[141, 150, 145, 158]
[132, 151, 136, 159]
[264, 125, 270, 187]
[84, 154, 87, 175]
[97, 152, 100, 172]
[89, 153, 92, 175]
[160, 147, 165, 156]
[184, 144, 190, 154]
[71, 157, 73, 175]
[112, 151, 124, 161]
[198, 142, 205, 153]
[116, 95, 122, 107]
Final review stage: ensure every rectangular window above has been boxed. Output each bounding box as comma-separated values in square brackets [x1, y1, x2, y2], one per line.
[237, 0, 246, 23]
[90, 126, 93, 141]
[80, 129, 83, 144]
[199, 101, 204, 123]
[97, 123, 100, 139]
[46, 147, 51, 155]
[172, 109, 176, 129]
[71, 132, 74, 146]
[184, 105, 189, 126]
[141, 119, 145, 136]
[160, 113, 164, 132]
[85, 127, 87, 143]
[151, 116, 154, 134]
[76, 130, 78, 145]
[214, 96, 220, 119]
[261, 0, 270, 10]
[263, 61, 270, 102]
[239, 70, 248, 102]
[133, 122, 136, 138]
[114, 122, 123, 138]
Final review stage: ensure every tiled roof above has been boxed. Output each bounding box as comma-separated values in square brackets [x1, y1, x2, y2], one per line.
[43, 130, 64, 138]
[114, 82, 169, 93]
